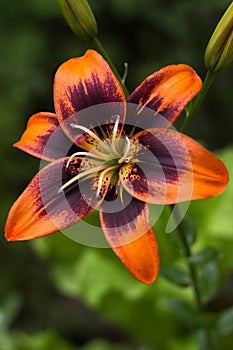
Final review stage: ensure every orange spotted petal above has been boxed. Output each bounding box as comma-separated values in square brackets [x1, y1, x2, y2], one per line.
[99, 192, 159, 284]
[54, 50, 126, 146]
[5, 158, 106, 241]
[128, 64, 202, 126]
[14, 112, 72, 161]
[119, 128, 228, 204]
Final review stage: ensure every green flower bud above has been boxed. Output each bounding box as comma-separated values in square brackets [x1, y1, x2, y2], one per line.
[205, 2, 233, 72]
[57, 0, 97, 40]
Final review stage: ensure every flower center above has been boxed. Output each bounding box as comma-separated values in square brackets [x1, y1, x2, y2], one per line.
[59, 117, 134, 196]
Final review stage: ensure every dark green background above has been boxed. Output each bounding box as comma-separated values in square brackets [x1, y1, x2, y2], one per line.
[0, 1, 232, 349]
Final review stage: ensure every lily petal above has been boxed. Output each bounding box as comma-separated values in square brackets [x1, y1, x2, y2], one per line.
[54, 50, 126, 145]
[128, 64, 202, 126]
[14, 112, 72, 161]
[100, 191, 159, 284]
[120, 128, 228, 204]
[5, 158, 107, 241]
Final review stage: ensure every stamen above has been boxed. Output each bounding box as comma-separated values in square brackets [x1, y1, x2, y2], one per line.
[66, 151, 107, 169]
[119, 183, 124, 203]
[70, 123, 111, 153]
[96, 165, 119, 197]
[118, 136, 131, 164]
[98, 124, 108, 139]
[112, 115, 120, 140]
[59, 163, 109, 193]
[111, 115, 121, 156]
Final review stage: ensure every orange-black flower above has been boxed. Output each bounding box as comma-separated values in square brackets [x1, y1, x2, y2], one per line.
[5, 50, 228, 284]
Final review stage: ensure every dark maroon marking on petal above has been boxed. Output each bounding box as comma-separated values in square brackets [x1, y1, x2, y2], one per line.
[130, 93, 179, 122]
[141, 96, 163, 115]
[127, 65, 202, 127]
[101, 190, 146, 230]
[160, 105, 180, 122]
[124, 164, 149, 198]
[65, 143, 84, 158]
[68, 73, 123, 112]
[104, 185, 118, 202]
[99, 194, 159, 284]
[37, 158, 103, 227]
[125, 161, 178, 200]
[59, 100, 126, 145]
[14, 113, 72, 161]
[37, 124, 74, 160]
[123, 103, 167, 139]
[128, 74, 163, 108]
[5, 156, 106, 241]
[59, 72, 125, 120]
[134, 131, 179, 183]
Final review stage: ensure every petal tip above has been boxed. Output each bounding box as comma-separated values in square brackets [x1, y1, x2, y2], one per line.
[135, 264, 160, 285]
[4, 223, 18, 242]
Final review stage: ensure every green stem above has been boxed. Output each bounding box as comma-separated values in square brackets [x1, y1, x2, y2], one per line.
[91, 37, 129, 97]
[172, 206, 202, 307]
[179, 227, 202, 307]
[172, 206, 214, 349]
[180, 70, 216, 133]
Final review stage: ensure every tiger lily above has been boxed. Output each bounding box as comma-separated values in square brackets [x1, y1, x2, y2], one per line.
[5, 50, 228, 284]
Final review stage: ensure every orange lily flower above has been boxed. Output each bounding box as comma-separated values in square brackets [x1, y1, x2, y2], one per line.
[5, 50, 228, 284]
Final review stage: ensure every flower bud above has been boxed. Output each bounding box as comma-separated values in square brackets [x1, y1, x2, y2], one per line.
[205, 2, 233, 72]
[57, 0, 97, 40]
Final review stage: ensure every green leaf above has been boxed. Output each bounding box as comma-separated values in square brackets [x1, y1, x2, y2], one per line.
[151, 205, 181, 266]
[0, 293, 22, 330]
[168, 299, 197, 323]
[188, 246, 221, 266]
[196, 329, 215, 350]
[52, 249, 147, 307]
[31, 233, 83, 264]
[13, 330, 77, 350]
[182, 218, 197, 246]
[172, 218, 197, 255]
[160, 266, 190, 287]
[217, 306, 233, 337]
[198, 262, 219, 303]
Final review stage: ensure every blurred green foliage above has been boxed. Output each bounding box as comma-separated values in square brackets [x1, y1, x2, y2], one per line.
[0, 0, 233, 349]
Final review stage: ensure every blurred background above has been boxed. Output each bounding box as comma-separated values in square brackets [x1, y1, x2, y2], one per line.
[0, 0, 233, 349]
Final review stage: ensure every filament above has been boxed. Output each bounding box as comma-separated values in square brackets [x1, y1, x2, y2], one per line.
[118, 137, 131, 164]
[70, 123, 111, 153]
[59, 163, 109, 193]
[66, 151, 107, 169]
[111, 115, 121, 156]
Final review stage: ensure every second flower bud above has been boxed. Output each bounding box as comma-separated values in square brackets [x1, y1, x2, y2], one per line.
[57, 0, 97, 40]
